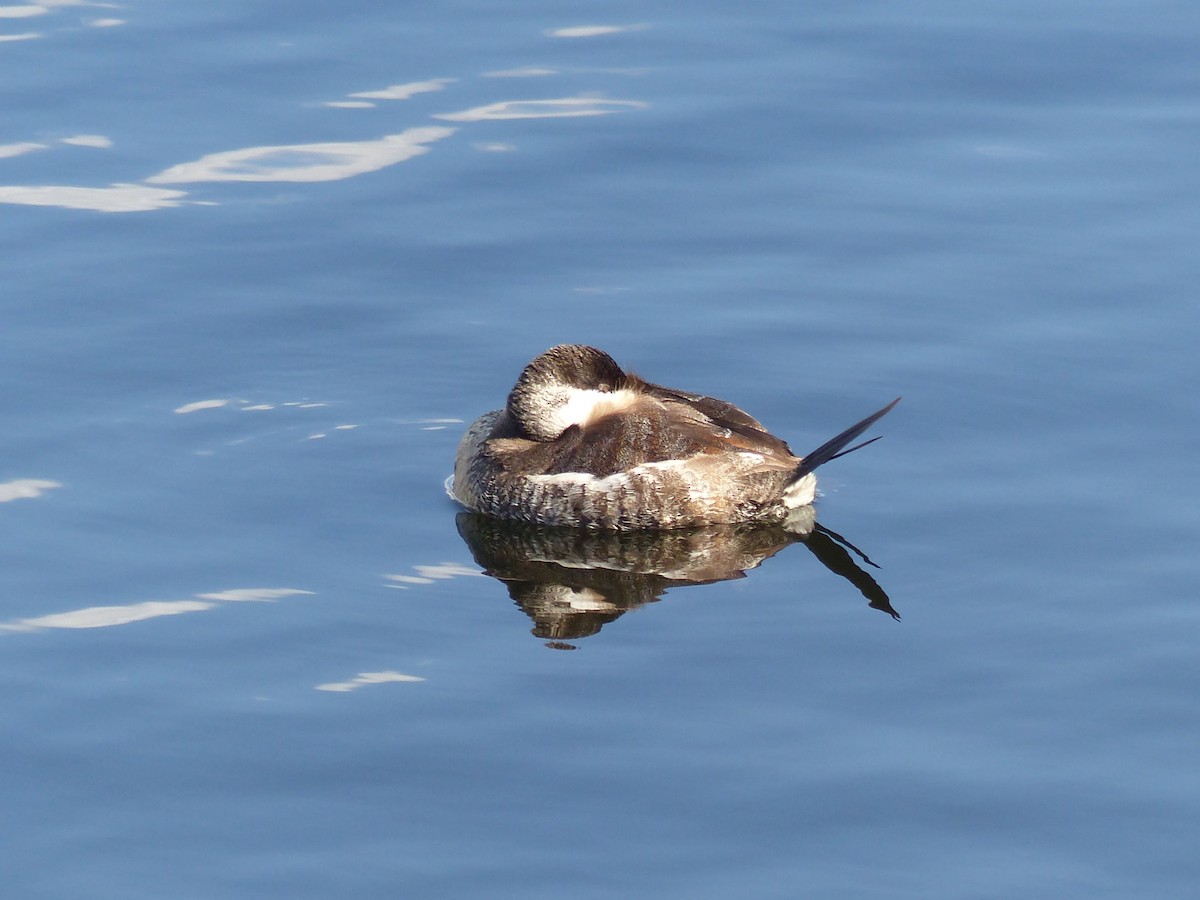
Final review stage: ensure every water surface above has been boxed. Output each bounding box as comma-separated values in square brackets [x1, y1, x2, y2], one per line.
[2, 2, 1198, 898]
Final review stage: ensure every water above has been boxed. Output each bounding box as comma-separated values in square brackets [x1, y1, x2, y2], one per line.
[3, 1, 1198, 897]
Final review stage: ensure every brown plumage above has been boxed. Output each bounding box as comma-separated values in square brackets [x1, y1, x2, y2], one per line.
[451, 345, 897, 530]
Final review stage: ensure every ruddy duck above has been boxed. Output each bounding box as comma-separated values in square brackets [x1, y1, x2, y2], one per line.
[451, 344, 898, 530]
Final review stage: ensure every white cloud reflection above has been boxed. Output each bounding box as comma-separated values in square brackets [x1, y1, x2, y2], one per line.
[1, 588, 314, 634]
[483, 66, 559, 78]
[546, 24, 646, 38]
[0, 135, 111, 157]
[196, 588, 313, 602]
[0, 478, 62, 502]
[475, 141, 516, 153]
[347, 78, 455, 101]
[174, 398, 230, 414]
[0, 141, 47, 158]
[383, 562, 482, 588]
[435, 97, 646, 122]
[0, 5, 48, 18]
[0, 124, 452, 208]
[61, 134, 112, 148]
[0, 183, 187, 212]
[146, 126, 455, 184]
[3, 0, 90, 12]
[7, 600, 215, 631]
[315, 670, 425, 692]
[0, 0, 93, 34]
[1, 58, 646, 212]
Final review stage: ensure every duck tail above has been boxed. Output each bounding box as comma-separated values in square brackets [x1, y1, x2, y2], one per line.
[790, 397, 900, 483]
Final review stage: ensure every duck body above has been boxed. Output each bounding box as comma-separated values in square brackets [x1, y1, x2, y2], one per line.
[451, 345, 896, 531]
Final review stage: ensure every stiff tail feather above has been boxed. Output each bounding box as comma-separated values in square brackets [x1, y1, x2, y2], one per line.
[790, 397, 900, 483]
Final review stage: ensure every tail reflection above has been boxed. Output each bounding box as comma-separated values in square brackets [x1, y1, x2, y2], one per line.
[455, 510, 898, 648]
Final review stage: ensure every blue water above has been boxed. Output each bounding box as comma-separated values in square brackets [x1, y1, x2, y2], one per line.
[3, 2, 1198, 898]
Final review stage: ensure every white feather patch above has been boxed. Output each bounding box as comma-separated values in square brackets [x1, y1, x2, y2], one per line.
[527, 458, 690, 490]
[553, 387, 639, 432]
[783, 472, 817, 508]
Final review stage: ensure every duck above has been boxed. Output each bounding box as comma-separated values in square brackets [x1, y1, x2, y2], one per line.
[450, 344, 898, 530]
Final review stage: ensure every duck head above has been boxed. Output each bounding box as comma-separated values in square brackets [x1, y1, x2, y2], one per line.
[506, 344, 634, 441]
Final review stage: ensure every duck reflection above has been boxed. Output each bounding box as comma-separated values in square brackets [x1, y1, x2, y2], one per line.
[455, 508, 897, 648]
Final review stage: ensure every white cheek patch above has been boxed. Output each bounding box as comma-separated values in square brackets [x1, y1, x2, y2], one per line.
[553, 388, 640, 432]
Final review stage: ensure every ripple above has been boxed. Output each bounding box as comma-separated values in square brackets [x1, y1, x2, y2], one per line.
[145, 126, 456, 184]
[383, 562, 483, 588]
[435, 97, 647, 122]
[174, 398, 231, 414]
[1, 588, 314, 633]
[347, 78, 455, 101]
[0, 135, 111, 159]
[4, 600, 216, 631]
[194, 588, 314, 602]
[0, 0, 103, 39]
[1, 56, 644, 211]
[482, 66, 559, 78]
